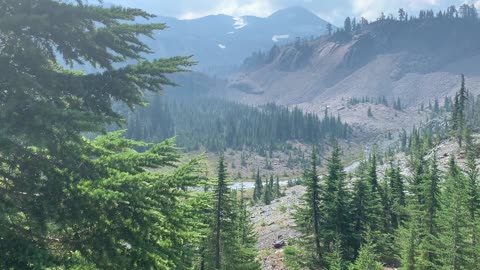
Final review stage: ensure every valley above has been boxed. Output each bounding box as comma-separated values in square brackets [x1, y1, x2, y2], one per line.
[3, 1, 480, 270]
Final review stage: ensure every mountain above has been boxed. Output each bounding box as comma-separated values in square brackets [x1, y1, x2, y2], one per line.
[223, 17, 480, 108]
[140, 7, 331, 77]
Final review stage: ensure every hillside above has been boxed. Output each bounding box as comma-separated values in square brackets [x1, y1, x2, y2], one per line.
[220, 16, 480, 134]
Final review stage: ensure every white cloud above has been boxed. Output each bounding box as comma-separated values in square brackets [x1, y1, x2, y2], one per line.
[218, 44, 227, 49]
[111, 0, 477, 25]
[179, 0, 274, 19]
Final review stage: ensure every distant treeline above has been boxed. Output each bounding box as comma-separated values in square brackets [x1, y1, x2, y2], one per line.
[125, 95, 350, 152]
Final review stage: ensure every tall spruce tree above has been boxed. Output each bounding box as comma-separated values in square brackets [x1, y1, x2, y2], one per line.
[321, 142, 353, 262]
[465, 130, 480, 269]
[351, 161, 383, 258]
[293, 148, 323, 267]
[417, 153, 441, 269]
[436, 157, 472, 269]
[264, 177, 273, 205]
[253, 169, 263, 203]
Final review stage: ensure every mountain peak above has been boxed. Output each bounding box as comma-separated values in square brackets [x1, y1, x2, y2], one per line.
[269, 6, 320, 21]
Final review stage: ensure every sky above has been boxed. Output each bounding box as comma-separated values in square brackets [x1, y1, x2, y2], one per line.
[109, 0, 480, 25]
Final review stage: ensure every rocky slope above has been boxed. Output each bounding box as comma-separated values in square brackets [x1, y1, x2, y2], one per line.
[214, 18, 480, 139]
[224, 18, 480, 106]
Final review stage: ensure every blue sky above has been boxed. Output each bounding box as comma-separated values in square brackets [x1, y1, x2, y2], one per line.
[109, 0, 480, 25]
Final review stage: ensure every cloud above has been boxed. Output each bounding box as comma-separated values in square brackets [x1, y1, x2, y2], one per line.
[110, 0, 477, 25]
[179, 0, 274, 19]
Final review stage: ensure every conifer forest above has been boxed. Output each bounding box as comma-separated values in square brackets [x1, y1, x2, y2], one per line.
[2, 1, 480, 269]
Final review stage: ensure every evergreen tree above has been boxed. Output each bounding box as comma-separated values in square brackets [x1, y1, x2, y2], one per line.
[213, 155, 230, 269]
[264, 177, 273, 205]
[228, 184, 262, 270]
[351, 161, 383, 257]
[385, 161, 406, 229]
[321, 142, 353, 261]
[327, 23, 333, 35]
[436, 158, 472, 269]
[253, 169, 263, 203]
[452, 74, 469, 146]
[293, 148, 323, 267]
[0, 1, 194, 268]
[275, 176, 282, 197]
[207, 156, 261, 270]
[344, 17, 352, 32]
[417, 153, 441, 269]
[348, 239, 383, 270]
[465, 130, 480, 269]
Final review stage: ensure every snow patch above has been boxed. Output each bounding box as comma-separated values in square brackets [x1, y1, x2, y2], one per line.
[272, 34, 290, 42]
[233, 17, 248, 29]
[218, 44, 226, 49]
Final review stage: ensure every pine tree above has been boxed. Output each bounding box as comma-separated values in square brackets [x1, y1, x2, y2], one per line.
[293, 148, 323, 267]
[214, 155, 230, 269]
[322, 142, 353, 261]
[385, 161, 406, 229]
[253, 169, 263, 202]
[351, 161, 383, 258]
[207, 156, 261, 270]
[227, 184, 262, 270]
[0, 1, 194, 268]
[344, 17, 352, 32]
[452, 74, 469, 146]
[264, 177, 273, 205]
[348, 240, 383, 270]
[465, 130, 480, 269]
[436, 157, 472, 269]
[275, 176, 282, 197]
[417, 153, 441, 269]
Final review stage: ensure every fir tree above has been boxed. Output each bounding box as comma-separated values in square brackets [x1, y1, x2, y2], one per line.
[264, 177, 273, 205]
[322, 142, 353, 261]
[436, 158, 472, 269]
[0, 1, 194, 268]
[348, 239, 383, 270]
[351, 161, 383, 257]
[293, 148, 323, 267]
[275, 176, 282, 197]
[253, 169, 263, 203]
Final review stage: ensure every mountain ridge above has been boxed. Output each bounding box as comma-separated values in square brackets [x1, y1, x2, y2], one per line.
[223, 17, 480, 108]
[138, 6, 331, 77]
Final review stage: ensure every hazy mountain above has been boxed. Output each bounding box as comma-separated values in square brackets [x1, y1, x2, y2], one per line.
[139, 6, 331, 77]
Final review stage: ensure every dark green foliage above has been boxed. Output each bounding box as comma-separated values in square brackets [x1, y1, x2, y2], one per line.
[351, 161, 384, 258]
[253, 169, 263, 203]
[292, 148, 323, 267]
[451, 74, 469, 146]
[0, 1, 196, 268]
[436, 158, 472, 269]
[203, 157, 261, 270]
[275, 176, 282, 197]
[321, 143, 353, 262]
[126, 97, 350, 153]
[348, 239, 383, 270]
[263, 177, 273, 205]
